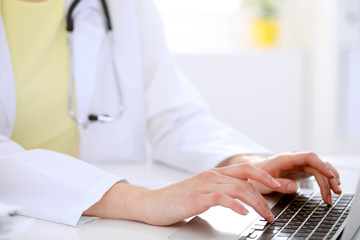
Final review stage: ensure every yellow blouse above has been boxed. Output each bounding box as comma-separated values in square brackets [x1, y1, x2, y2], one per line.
[2, 0, 79, 157]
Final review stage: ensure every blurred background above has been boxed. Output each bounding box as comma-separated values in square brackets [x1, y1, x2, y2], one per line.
[153, 0, 360, 156]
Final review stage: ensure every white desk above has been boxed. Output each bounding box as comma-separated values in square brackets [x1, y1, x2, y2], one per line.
[3, 156, 360, 240]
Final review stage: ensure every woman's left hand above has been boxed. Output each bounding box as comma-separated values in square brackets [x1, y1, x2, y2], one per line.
[220, 152, 342, 205]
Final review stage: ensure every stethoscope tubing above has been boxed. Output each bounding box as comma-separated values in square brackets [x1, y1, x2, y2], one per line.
[67, 0, 112, 32]
[66, 0, 125, 127]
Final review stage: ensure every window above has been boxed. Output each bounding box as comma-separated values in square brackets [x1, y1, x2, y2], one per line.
[153, 0, 244, 53]
[154, 0, 241, 13]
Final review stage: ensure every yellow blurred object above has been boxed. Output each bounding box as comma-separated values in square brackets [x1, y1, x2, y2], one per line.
[252, 18, 279, 47]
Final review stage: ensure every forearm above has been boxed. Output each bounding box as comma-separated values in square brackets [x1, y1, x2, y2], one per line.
[83, 154, 266, 224]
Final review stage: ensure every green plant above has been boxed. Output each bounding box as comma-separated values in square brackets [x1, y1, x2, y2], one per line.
[244, 0, 279, 19]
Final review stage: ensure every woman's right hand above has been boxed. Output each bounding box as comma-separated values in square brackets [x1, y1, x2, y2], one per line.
[84, 163, 281, 226]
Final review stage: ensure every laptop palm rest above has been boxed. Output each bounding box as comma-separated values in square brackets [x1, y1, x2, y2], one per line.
[169, 200, 273, 240]
[168, 193, 287, 240]
[168, 216, 240, 240]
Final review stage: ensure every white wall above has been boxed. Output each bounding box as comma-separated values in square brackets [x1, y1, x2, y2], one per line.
[309, 0, 360, 155]
[155, 0, 360, 155]
[174, 50, 305, 153]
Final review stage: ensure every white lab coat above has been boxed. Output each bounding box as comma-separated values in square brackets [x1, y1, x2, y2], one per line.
[0, 0, 271, 226]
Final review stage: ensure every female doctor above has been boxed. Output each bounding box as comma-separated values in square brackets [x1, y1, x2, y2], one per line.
[0, 0, 342, 227]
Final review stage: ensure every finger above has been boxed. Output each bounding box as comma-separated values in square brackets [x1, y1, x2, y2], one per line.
[195, 170, 272, 216]
[276, 152, 336, 180]
[324, 163, 342, 194]
[207, 192, 249, 215]
[325, 162, 341, 185]
[298, 153, 336, 179]
[304, 166, 332, 204]
[249, 178, 298, 195]
[329, 177, 342, 194]
[272, 178, 298, 194]
[217, 182, 275, 222]
[214, 164, 281, 190]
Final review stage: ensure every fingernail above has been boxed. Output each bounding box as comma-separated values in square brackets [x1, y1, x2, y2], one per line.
[287, 182, 297, 192]
[264, 208, 274, 221]
[241, 207, 249, 215]
[326, 167, 336, 178]
[271, 178, 281, 188]
[336, 185, 342, 193]
[268, 214, 275, 223]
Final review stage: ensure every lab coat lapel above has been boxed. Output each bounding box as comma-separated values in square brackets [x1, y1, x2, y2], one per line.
[68, 0, 105, 122]
[0, 4, 16, 137]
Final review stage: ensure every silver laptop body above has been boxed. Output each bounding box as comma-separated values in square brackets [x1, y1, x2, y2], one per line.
[169, 177, 360, 240]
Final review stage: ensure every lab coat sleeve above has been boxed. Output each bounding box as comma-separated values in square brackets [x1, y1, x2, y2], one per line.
[0, 135, 123, 226]
[138, 1, 273, 173]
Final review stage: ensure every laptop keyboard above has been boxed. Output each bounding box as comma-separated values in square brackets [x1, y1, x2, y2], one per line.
[239, 192, 354, 240]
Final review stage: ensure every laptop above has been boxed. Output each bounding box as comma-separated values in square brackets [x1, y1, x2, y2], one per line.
[169, 176, 360, 240]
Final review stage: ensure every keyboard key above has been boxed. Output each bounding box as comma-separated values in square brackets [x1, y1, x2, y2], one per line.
[285, 224, 300, 230]
[294, 232, 309, 237]
[248, 230, 264, 239]
[280, 213, 293, 218]
[276, 218, 289, 223]
[331, 209, 345, 214]
[298, 228, 313, 234]
[273, 222, 286, 227]
[302, 224, 316, 230]
[277, 232, 293, 238]
[238, 192, 354, 240]
[280, 228, 296, 234]
[268, 225, 281, 231]
[332, 206, 346, 210]
[308, 217, 323, 222]
[317, 223, 332, 229]
[263, 228, 279, 235]
[311, 213, 323, 217]
[312, 231, 327, 237]
[311, 196, 322, 200]
[253, 225, 267, 231]
[325, 216, 340, 221]
[341, 194, 354, 199]
[255, 233, 274, 240]
[314, 228, 329, 233]
[287, 221, 302, 227]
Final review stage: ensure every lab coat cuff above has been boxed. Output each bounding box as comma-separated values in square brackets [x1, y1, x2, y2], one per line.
[71, 177, 129, 227]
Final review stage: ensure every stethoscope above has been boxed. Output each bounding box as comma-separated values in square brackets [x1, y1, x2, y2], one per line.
[66, 0, 124, 127]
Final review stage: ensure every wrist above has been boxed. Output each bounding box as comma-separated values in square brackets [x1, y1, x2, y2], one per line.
[217, 154, 265, 167]
[83, 182, 150, 223]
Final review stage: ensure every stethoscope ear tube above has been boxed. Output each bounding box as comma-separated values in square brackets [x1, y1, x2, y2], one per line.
[66, 0, 112, 32]
[100, 0, 112, 31]
[66, 0, 81, 32]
